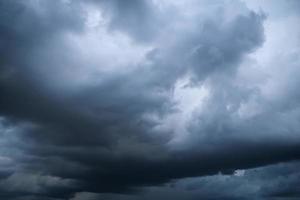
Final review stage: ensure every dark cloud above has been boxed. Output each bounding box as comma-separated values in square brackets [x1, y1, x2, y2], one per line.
[66, 161, 300, 200]
[0, 0, 299, 199]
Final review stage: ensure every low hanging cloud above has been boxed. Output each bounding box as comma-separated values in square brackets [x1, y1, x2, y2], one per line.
[0, 0, 300, 199]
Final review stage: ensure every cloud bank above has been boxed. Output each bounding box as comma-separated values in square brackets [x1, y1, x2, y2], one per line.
[0, 0, 300, 199]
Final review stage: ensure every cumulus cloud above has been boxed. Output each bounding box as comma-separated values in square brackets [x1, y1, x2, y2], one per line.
[0, 0, 299, 199]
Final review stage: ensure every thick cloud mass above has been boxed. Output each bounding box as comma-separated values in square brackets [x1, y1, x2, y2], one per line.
[0, 0, 300, 199]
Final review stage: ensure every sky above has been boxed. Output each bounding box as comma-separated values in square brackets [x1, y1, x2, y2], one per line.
[0, 0, 300, 199]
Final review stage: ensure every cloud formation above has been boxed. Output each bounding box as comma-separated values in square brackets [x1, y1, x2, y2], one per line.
[0, 0, 300, 199]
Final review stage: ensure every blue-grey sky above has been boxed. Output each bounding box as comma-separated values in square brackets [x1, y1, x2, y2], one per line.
[0, 0, 300, 199]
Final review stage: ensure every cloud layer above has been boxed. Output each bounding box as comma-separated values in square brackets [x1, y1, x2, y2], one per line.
[0, 0, 300, 199]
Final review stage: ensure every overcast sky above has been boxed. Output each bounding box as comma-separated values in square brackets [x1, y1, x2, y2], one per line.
[0, 0, 300, 199]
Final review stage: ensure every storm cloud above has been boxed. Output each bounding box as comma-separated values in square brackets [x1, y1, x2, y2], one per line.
[0, 0, 300, 199]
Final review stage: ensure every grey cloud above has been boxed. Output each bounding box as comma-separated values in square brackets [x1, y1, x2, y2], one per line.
[101, 0, 163, 42]
[66, 162, 300, 200]
[188, 11, 265, 80]
[0, 0, 299, 199]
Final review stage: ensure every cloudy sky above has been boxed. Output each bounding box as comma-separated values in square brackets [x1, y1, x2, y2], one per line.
[0, 0, 300, 199]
